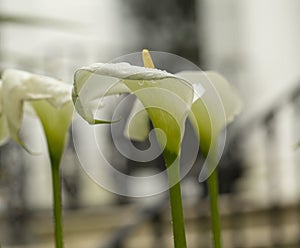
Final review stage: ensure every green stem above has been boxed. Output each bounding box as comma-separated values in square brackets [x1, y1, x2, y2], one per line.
[165, 152, 187, 248]
[169, 182, 187, 248]
[207, 168, 222, 248]
[50, 160, 64, 248]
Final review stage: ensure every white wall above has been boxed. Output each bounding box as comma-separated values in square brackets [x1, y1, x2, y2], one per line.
[0, 0, 125, 79]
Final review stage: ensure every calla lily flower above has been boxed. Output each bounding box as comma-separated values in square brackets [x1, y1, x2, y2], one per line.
[1, 69, 73, 164]
[1, 69, 73, 248]
[73, 62, 201, 158]
[178, 71, 242, 179]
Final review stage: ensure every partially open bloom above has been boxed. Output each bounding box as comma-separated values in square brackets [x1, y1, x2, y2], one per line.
[177, 71, 242, 180]
[0, 69, 73, 164]
[73, 62, 201, 158]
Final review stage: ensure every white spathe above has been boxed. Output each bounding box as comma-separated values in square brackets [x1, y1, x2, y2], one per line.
[73, 62, 197, 155]
[1, 69, 72, 148]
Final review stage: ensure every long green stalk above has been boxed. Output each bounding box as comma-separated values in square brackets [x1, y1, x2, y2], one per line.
[50, 159, 64, 248]
[165, 152, 187, 248]
[207, 168, 221, 248]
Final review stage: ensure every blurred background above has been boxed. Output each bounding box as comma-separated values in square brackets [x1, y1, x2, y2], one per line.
[0, 0, 300, 247]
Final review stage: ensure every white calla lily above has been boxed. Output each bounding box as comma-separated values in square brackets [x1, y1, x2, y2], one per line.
[178, 71, 242, 154]
[1, 69, 73, 248]
[1, 69, 73, 163]
[73, 62, 196, 155]
[177, 71, 242, 180]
